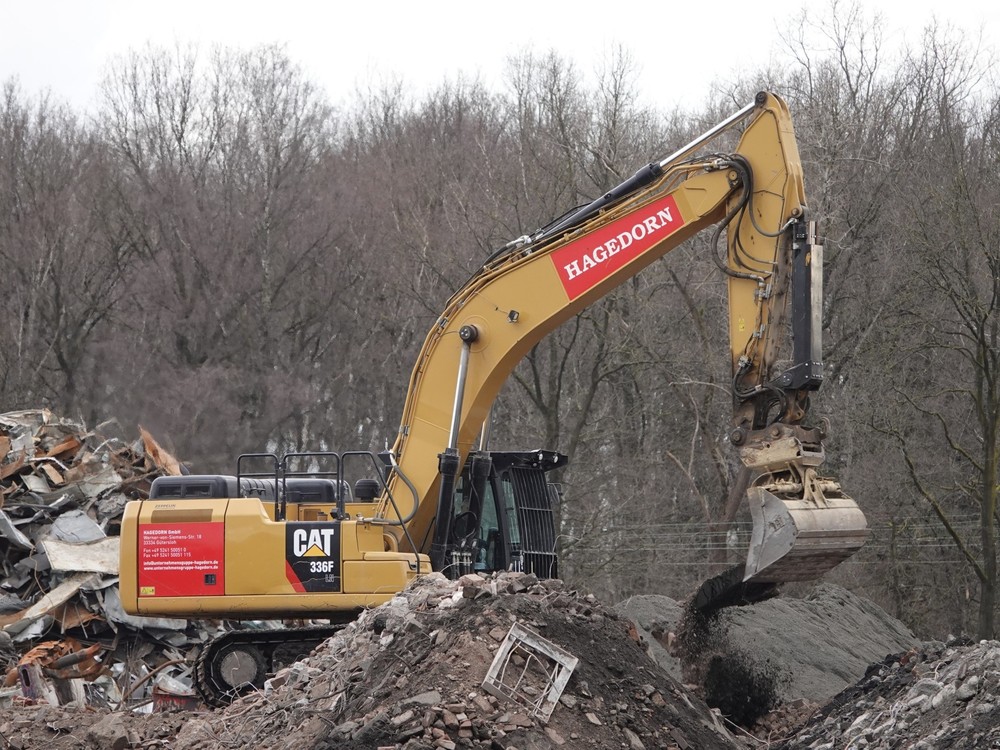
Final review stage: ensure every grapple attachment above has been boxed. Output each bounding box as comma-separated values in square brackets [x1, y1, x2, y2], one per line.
[743, 469, 869, 583]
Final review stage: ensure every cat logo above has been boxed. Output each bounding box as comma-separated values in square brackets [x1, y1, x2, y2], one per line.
[285, 522, 341, 593]
[292, 528, 336, 557]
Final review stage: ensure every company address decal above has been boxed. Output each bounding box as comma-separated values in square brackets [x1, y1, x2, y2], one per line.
[550, 194, 685, 300]
[138, 522, 224, 597]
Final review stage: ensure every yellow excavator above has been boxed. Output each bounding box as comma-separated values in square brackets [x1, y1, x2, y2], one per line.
[119, 92, 869, 704]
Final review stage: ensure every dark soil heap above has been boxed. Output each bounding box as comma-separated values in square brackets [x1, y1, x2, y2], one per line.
[617, 584, 919, 724]
[173, 572, 741, 750]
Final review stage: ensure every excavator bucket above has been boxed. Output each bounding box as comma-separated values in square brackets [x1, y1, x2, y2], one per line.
[743, 480, 869, 584]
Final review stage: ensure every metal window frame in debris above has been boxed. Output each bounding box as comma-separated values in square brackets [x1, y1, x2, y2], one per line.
[481, 621, 578, 722]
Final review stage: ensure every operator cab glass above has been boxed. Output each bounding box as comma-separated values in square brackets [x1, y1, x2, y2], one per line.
[451, 453, 561, 577]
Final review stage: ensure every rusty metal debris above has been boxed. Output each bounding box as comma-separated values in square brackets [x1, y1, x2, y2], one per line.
[0, 409, 220, 710]
[482, 621, 579, 722]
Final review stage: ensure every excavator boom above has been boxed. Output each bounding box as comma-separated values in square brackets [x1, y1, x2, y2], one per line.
[376, 92, 868, 591]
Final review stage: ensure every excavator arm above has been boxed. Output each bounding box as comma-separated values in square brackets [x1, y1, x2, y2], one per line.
[375, 92, 868, 589]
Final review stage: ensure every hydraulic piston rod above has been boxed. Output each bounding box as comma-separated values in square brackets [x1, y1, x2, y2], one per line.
[430, 324, 479, 573]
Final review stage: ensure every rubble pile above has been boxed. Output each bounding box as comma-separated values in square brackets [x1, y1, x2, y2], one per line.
[0, 703, 190, 750]
[0, 409, 215, 708]
[174, 572, 742, 750]
[777, 639, 1000, 749]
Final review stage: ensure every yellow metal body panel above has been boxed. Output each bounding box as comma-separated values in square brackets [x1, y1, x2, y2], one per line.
[132, 592, 400, 618]
[343, 561, 415, 595]
[119, 496, 430, 618]
[119, 502, 141, 614]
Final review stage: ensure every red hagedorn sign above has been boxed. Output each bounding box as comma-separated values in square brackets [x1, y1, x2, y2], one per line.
[550, 194, 685, 300]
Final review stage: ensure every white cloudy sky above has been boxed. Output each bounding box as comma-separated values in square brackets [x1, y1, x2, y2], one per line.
[2, 0, 997, 113]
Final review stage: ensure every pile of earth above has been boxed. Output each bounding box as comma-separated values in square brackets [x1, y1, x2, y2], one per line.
[171, 571, 741, 750]
[0, 705, 189, 749]
[617, 583, 919, 727]
[1, 574, 976, 750]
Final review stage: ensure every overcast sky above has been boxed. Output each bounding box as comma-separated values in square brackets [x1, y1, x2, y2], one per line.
[2, 0, 997, 114]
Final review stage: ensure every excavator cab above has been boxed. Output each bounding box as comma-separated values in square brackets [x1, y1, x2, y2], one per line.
[447, 450, 565, 579]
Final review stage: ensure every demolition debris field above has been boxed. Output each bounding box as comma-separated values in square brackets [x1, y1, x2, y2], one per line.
[3, 410, 1000, 750]
[1, 410, 230, 714]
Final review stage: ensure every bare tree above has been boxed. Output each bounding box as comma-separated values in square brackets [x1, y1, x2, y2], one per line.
[98, 45, 348, 466]
[0, 81, 137, 417]
[853, 23, 1000, 637]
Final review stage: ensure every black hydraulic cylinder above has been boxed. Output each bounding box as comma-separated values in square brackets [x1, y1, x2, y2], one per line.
[789, 220, 824, 389]
[773, 219, 824, 390]
[467, 452, 492, 525]
[430, 448, 461, 575]
[534, 162, 663, 244]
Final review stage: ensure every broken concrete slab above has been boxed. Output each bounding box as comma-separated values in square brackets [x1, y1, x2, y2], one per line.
[60, 461, 122, 501]
[0, 574, 101, 635]
[98, 586, 187, 632]
[42, 537, 120, 575]
[0, 509, 33, 550]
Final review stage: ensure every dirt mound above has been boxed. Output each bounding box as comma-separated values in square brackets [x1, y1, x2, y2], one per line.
[777, 639, 1000, 749]
[617, 584, 918, 727]
[615, 594, 684, 682]
[0, 573, 939, 750]
[172, 572, 740, 750]
[713, 584, 918, 703]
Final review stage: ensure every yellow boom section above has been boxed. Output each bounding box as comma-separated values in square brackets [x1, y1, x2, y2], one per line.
[379, 93, 813, 556]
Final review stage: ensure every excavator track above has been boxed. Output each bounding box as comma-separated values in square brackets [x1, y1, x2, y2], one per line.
[195, 625, 347, 707]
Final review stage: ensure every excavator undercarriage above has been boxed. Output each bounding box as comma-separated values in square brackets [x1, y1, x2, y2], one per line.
[195, 625, 347, 707]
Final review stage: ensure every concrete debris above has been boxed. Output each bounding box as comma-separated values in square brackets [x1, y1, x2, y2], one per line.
[0, 704, 189, 750]
[0, 574, 100, 640]
[49, 509, 107, 543]
[0, 509, 33, 550]
[0, 563, 996, 750]
[42, 536, 120, 575]
[777, 640, 1000, 749]
[171, 571, 742, 750]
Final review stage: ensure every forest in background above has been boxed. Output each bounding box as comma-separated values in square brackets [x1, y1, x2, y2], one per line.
[3, 6, 1000, 639]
